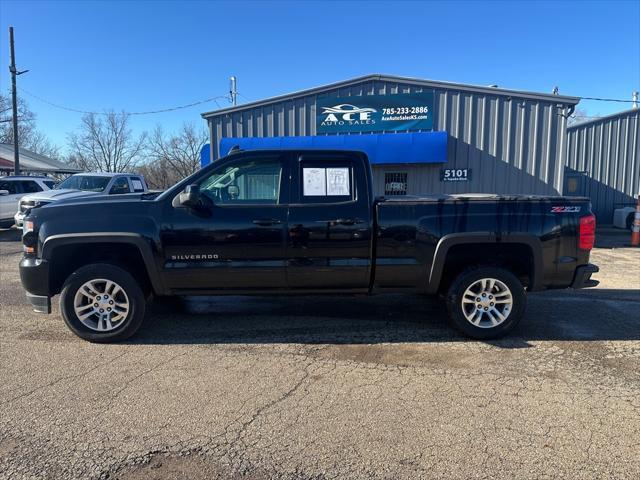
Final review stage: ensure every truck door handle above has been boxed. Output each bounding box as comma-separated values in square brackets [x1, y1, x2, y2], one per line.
[252, 218, 282, 226]
[330, 218, 359, 226]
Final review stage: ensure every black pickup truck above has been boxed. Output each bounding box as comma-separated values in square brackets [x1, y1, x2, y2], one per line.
[19, 149, 598, 342]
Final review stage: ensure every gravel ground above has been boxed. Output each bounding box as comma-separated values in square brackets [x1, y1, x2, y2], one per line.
[0, 227, 638, 479]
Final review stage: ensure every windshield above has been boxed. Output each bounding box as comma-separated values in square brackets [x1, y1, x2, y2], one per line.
[56, 175, 111, 192]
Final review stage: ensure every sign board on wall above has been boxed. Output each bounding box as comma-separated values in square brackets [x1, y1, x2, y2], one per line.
[441, 168, 471, 182]
[316, 92, 434, 134]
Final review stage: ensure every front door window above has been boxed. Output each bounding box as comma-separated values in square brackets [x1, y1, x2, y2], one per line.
[200, 159, 283, 204]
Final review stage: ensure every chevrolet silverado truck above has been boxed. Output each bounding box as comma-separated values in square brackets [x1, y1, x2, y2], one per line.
[19, 149, 599, 342]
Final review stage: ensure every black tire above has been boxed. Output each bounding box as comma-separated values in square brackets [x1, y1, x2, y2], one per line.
[627, 213, 635, 232]
[60, 263, 146, 343]
[445, 266, 526, 339]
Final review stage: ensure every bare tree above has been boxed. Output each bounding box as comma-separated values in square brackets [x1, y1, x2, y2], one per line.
[135, 159, 173, 191]
[141, 123, 207, 189]
[67, 112, 146, 172]
[568, 108, 594, 127]
[0, 92, 60, 158]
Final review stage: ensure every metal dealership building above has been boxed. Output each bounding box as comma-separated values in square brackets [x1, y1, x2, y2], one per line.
[201, 74, 583, 202]
[566, 108, 640, 220]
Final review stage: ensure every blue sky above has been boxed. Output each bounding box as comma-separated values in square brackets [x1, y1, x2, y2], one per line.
[0, 0, 638, 153]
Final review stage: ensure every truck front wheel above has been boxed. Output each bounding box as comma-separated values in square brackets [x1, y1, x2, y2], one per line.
[60, 263, 146, 343]
[446, 266, 526, 339]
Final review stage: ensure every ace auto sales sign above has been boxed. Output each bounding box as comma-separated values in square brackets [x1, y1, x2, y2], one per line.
[316, 91, 434, 133]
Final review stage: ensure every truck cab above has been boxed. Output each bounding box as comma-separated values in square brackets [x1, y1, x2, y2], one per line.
[162, 149, 373, 292]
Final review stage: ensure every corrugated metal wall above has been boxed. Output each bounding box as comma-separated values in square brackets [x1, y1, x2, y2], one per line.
[207, 78, 575, 196]
[566, 109, 640, 221]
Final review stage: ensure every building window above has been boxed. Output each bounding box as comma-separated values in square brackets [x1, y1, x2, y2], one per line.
[384, 172, 408, 196]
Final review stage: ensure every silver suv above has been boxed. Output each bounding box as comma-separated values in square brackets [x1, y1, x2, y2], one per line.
[0, 176, 56, 228]
[15, 172, 148, 227]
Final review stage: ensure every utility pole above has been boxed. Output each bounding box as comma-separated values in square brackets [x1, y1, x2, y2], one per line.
[633, 91, 639, 109]
[229, 76, 237, 106]
[8, 27, 28, 175]
[9, 27, 20, 175]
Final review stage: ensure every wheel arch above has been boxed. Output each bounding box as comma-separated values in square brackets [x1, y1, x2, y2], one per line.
[42, 233, 164, 296]
[426, 233, 544, 294]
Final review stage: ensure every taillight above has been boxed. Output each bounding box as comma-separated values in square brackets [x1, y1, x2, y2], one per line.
[579, 214, 596, 250]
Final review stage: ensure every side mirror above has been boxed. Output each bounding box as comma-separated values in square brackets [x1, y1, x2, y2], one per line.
[0, 190, 8, 196]
[176, 184, 213, 215]
[179, 184, 202, 208]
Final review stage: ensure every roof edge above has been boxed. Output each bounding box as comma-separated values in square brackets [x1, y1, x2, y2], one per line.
[567, 107, 639, 130]
[202, 73, 580, 118]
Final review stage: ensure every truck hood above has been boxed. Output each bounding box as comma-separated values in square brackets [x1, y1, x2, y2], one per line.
[21, 189, 102, 203]
[43, 192, 154, 208]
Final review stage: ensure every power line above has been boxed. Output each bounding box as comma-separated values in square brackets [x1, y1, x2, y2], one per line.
[14, 86, 637, 119]
[17, 87, 230, 116]
[577, 96, 636, 104]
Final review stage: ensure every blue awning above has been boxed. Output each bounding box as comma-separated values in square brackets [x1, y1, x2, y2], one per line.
[204, 132, 448, 167]
[200, 143, 211, 167]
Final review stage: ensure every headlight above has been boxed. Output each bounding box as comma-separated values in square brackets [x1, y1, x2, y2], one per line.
[22, 220, 37, 254]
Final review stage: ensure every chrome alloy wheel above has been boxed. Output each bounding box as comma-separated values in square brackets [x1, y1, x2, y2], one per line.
[461, 278, 513, 329]
[73, 279, 130, 332]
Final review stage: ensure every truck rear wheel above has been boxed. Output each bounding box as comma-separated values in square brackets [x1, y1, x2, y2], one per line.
[446, 266, 525, 339]
[60, 263, 146, 343]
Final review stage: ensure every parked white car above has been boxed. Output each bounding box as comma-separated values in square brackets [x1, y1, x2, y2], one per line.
[14, 172, 148, 227]
[613, 207, 636, 231]
[0, 176, 56, 228]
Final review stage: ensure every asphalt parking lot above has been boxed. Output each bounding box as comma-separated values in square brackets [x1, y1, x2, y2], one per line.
[1, 227, 639, 479]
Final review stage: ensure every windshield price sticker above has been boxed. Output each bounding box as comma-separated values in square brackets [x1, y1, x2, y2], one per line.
[303, 168, 327, 196]
[303, 167, 351, 197]
[326, 168, 350, 196]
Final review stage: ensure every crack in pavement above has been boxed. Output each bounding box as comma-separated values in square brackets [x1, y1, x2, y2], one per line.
[1, 351, 130, 406]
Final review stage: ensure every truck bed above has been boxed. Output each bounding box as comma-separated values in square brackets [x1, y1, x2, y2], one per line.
[374, 194, 593, 292]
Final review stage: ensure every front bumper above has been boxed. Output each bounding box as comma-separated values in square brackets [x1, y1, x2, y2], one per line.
[571, 263, 599, 289]
[26, 292, 51, 314]
[19, 257, 52, 313]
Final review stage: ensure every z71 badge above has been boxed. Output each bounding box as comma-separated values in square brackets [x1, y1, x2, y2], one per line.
[551, 206, 581, 213]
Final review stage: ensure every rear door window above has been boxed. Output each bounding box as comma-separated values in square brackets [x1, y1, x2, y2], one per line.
[298, 156, 355, 204]
[129, 177, 146, 192]
[43, 180, 56, 189]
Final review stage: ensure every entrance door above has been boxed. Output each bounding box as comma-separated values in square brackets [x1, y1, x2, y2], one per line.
[564, 168, 588, 197]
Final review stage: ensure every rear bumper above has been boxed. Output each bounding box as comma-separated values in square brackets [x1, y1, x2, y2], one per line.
[19, 257, 52, 313]
[571, 263, 599, 289]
